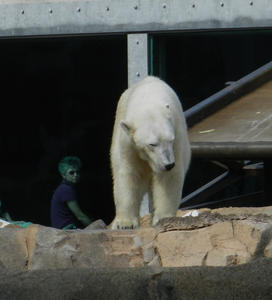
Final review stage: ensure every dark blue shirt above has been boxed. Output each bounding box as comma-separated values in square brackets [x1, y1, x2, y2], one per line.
[50, 180, 78, 229]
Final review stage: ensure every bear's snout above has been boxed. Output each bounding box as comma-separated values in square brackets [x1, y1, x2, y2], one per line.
[164, 162, 175, 171]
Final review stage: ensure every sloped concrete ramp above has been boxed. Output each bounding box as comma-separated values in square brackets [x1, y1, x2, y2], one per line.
[189, 79, 272, 159]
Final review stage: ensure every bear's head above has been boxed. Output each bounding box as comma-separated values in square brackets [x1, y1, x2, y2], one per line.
[120, 117, 176, 173]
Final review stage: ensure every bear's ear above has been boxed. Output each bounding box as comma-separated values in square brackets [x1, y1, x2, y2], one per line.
[120, 121, 131, 135]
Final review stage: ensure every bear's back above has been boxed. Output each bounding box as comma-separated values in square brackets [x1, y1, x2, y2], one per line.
[125, 76, 183, 122]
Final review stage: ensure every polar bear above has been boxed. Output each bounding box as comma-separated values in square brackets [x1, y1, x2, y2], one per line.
[110, 76, 191, 229]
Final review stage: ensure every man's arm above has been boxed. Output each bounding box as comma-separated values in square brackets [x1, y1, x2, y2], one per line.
[67, 200, 92, 226]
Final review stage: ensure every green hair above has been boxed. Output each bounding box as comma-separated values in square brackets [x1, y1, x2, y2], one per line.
[58, 156, 82, 176]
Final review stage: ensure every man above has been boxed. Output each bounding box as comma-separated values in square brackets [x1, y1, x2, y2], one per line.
[50, 156, 92, 229]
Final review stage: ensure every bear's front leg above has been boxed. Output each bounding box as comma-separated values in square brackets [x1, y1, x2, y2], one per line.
[111, 170, 143, 229]
[152, 171, 183, 226]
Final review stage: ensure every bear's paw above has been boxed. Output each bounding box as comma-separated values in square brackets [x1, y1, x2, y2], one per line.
[111, 216, 139, 230]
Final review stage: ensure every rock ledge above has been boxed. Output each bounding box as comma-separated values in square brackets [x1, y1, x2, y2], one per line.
[1, 206, 272, 270]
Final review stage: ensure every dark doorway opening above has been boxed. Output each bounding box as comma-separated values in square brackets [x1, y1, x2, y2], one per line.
[151, 29, 272, 110]
[151, 29, 272, 208]
[0, 35, 127, 226]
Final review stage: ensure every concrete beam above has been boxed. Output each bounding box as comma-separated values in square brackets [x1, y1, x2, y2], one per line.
[127, 34, 148, 87]
[0, 0, 272, 37]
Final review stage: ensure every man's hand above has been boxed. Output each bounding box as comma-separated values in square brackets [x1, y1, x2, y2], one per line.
[67, 200, 92, 226]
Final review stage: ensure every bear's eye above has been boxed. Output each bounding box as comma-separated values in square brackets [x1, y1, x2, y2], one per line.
[149, 143, 158, 147]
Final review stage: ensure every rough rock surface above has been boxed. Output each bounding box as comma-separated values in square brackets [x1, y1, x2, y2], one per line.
[1, 258, 272, 300]
[1, 207, 272, 270]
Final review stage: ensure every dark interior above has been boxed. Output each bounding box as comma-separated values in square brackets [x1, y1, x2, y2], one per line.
[1, 29, 272, 226]
[152, 29, 272, 110]
[152, 29, 272, 207]
[0, 35, 127, 226]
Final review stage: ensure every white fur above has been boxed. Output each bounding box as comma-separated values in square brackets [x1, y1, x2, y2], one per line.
[110, 76, 191, 229]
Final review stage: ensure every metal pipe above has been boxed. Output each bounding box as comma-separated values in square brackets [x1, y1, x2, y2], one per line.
[190, 142, 272, 159]
[185, 61, 272, 127]
[180, 170, 229, 206]
[181, 191, 264, 210]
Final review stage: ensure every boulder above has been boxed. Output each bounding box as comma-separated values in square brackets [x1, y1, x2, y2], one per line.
[1, 207, 272, 270]
[1, 258, 272, 300]
[84, 219, 107, 230]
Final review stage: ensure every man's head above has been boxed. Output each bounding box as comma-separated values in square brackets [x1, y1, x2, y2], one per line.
[58, 156, 82, 184]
